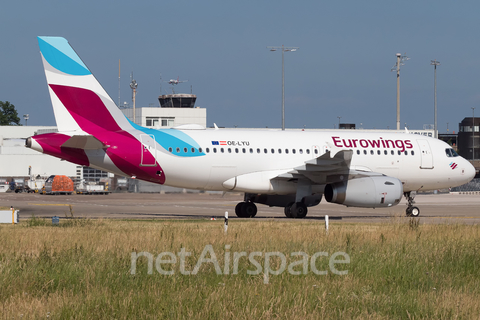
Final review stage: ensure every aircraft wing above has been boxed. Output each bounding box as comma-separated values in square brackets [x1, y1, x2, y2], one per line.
[273, 149, 380, 185]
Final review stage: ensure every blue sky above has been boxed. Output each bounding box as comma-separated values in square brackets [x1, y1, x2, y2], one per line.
[1, 1, 479, 131]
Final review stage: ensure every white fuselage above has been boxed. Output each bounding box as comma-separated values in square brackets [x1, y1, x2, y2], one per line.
[120, 128, 474, 194]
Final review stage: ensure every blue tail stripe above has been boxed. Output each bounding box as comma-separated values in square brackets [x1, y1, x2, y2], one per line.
[38, 37, 90, 76]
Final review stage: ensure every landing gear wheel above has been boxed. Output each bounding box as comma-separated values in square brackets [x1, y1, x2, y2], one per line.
[243, 202, 257, 218]
[284, 203, 294, 218]
[409, 206, 420, 217]
[235, 202, 257, 218]
[235, 202, 244, 217]
[290, 202, 308, 219]
[404, 191, 420, 217]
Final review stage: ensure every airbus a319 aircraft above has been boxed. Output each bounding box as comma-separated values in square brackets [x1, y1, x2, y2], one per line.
[27, 37, 476, 218]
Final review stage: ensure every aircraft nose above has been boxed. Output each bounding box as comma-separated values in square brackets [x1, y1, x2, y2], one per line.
[465, 160, 477, 181]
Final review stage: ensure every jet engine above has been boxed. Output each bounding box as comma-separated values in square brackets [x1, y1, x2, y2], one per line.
[324, 176, 403, 208]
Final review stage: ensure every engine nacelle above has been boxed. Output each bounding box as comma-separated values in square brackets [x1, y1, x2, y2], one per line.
[324, 176, 403, 208]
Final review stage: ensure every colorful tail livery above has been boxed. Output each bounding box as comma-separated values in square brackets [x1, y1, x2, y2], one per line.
[28, 37, 476, 219]
[28, 37, 202, 184]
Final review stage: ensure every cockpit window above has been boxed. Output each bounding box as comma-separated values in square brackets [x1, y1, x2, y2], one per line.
[445, 148, 459, 157]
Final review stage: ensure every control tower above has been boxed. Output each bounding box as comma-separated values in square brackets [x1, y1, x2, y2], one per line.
[158, 94, 197, 108]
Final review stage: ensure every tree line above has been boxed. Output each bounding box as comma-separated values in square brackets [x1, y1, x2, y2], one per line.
[0, 101, 21, 125]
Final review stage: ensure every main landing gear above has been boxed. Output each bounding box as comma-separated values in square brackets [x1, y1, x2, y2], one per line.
[404, 191, 420, 217]
[284, 202, 308, 219]
[235, 201, 257, 218]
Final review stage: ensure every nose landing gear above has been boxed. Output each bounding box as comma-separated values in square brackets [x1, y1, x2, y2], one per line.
[404, 191, 420, 217]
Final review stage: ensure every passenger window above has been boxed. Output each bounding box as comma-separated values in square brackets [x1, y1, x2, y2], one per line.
[314, 149, 318, 154]
[377, 150, 381, 155]
[364, 150, 367, 155]
[257, 148, 260, 153]
[292, 149, 296, 154]
[370, 150, 374, 155]
[384, 150, 387, 155]
[184, 147, 188, 153]
[357, 150, 360, 155]
[404, 151, 408, 155]
[278, 149, 282, 154]
[221, 148, 224, 153]
[206, 148, 210, 153]
[411, 151, 414, 156]
[285, 149, 289, 154]
[271, 149, 275, 154]
[264, 148, 267, 153]
[398, 150, 401, 155]
[176, 147, 180, 153]
[199, 148, 203, 153]
[242, 148, 246, 153]
[191, 148, 195, 153]
[299, 149, 303, 154]
[213, 148, 217, 153]
[228, 148, 232, 153]
[168, 147, 173, 152]
[306, 149, 310, 154]
[249, 148, 253, 153]
[235, 148, 239, 153]
[391, 150, 394, 155]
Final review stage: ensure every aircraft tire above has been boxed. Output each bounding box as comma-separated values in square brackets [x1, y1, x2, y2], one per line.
[242, 202, 257, 218]
[405, 207, 411, 217]
[235, 202, 245, 217]
[284, 203, 294, 218]
[290, 202, 308, 219]
[410, 206, 420, 217]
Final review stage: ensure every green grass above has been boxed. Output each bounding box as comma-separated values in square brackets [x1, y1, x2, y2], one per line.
[25, 215, 49, 227]
[0, 218, 479, 319]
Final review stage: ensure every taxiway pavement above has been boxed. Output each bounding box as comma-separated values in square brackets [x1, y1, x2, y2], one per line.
[2, 192, 479, 224]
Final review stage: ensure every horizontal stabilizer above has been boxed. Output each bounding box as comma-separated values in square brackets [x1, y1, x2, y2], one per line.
[60, 135, 106, 150]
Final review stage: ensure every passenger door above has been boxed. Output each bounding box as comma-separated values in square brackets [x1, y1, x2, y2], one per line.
[140, 134, 157, 166]
[417, 139, 434, 169]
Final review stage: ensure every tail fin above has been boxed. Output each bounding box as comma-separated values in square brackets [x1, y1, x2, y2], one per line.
[38, 37, 131, 133]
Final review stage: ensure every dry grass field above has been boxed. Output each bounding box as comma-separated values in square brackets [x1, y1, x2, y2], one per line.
[1, 217, 479, 319]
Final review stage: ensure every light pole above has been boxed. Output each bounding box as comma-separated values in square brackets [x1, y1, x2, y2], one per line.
[337, 116, 342, 128]
[267, 45, 299, 130]
[130, 74, 138, 124]
[473, 107, 476, 161]
[23, 114, 29, 126]
[431, 60, 440, 138]
[391, 53, 409, 130]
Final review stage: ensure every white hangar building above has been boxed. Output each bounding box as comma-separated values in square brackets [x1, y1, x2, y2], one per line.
[0, 126, 77, 179]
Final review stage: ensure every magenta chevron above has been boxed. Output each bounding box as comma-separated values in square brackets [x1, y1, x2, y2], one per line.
[50, 84, 165, 184]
